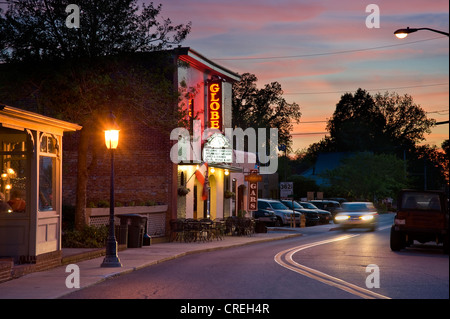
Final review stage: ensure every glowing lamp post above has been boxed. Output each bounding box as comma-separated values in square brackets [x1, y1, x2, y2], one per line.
[105, 130, 119, 149]
[101, 112, 122, 268]
[394, 27, 449, 39]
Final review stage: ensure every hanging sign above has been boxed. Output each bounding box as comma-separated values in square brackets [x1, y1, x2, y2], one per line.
[208, 81, 222, 131]
[203, 133, 232, 163]
[247, 169, 259, 211]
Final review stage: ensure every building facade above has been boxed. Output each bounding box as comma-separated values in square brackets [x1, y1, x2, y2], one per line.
[62, 48, 250, 239]
[173, 48, 243, 221]
[0, 105, 81, 266]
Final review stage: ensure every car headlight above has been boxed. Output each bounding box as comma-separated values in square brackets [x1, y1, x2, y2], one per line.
[360, 215, 374, 221]
[335, 215, 350, 221]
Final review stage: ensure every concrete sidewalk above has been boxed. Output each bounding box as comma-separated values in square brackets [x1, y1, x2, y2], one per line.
[0, 231, 301, 299]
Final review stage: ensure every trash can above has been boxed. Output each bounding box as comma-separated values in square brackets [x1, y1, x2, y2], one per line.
[254, 220, 267, 233]
[115, 224, 128, 246]
[143, 233, 151, 246]
[142, 218, 151, 246]
[119, 214, 147, 248]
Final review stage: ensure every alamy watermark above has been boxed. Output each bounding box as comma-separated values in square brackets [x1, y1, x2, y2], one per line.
[365, 264, 380, 288]
[65, 4, 80, 29]
[365, 4, 380, 29]
[65, 264, 80, 289]
[170, 120, 279, 174]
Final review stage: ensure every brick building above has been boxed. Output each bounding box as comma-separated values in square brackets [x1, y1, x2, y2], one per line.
[62, 48, 243, 239]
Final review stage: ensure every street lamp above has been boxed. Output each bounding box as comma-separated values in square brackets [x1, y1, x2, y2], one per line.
[101, 111, 122, 268]
[394, 27, 449, 39]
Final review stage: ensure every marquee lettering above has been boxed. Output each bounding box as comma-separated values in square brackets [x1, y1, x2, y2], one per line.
[208, 81, 222, 131]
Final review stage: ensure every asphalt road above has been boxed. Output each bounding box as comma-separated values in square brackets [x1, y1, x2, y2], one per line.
[62, 213, 449, 300]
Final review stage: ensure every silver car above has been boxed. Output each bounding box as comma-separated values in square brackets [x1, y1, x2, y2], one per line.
[257, 199, 301, 226]
[334, 202, 378, 231]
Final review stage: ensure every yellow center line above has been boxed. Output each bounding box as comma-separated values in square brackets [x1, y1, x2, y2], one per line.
[274, 235, 391, 299]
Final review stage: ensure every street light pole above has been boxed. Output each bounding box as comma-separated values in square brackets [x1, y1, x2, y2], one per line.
[101, 112, 122, 268]
[394, 27, 449, 38]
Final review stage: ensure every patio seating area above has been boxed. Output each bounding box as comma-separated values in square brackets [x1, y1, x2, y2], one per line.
[169, 217, 255, 243]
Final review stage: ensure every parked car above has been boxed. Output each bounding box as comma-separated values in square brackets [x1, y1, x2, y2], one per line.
[298, 201, 332, 224]
[257, 199, 301, 226]
[334, 202, 378, 231]
[280, 200, 320, 226]
[390, 190, 449, 253]
[327, 197, 347, 204]
[252, 208, 277, 226]
[309, 200, 341, 221]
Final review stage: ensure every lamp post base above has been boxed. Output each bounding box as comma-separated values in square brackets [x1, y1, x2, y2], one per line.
[101, 239, 122, 268]
[101, 255, 122, 268]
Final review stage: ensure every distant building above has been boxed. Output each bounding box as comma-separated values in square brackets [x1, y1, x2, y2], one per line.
[300, 152, 356, 186]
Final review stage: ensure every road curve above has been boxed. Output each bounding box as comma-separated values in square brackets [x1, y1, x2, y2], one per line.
[274, 234, 391, 299]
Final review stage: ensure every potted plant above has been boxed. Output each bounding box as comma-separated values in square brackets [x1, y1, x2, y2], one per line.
[177, 186, 190, 196]
[224, 190, 235, 199]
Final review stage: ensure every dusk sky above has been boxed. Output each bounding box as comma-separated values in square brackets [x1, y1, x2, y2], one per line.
[152, 0, 449, 153]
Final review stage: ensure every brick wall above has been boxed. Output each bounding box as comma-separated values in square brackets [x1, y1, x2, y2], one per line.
[0, 251, 63, 282]
[0, 259, 13, 283]
[62, 116, 176, 221]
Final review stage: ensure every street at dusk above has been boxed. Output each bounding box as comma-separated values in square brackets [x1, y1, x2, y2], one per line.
[60, 214, 449, 300]
[0, 0, 448, 309]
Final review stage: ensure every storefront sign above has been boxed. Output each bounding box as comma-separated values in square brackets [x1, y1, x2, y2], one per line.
[203, 148, 232, 163]
[203, 133, 232, 163]
[247, 169, 258, 211]
[188, 99, 194, 132]
[208, 81, 222, 131]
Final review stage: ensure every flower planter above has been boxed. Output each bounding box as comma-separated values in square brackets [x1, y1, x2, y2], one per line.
[86, 205, 168, 220]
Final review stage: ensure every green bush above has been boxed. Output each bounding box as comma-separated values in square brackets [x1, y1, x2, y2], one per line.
[62, 225, 108, 248]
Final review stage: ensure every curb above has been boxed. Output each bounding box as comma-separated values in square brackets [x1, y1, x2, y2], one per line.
[59, 233, 302, 299]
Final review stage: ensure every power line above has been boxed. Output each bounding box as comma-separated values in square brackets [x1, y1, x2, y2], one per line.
[213, 36, 447, 61]
[291, 132, 328, 136]
[283, 83, 449, 95]
[299, 120, 327, 123]
[426, 109, 449, 115]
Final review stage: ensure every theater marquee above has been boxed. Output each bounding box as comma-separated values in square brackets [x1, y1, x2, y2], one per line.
[208, 80, 222, 131]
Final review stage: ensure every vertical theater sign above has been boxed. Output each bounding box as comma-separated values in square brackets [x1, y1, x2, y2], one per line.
[208, 80, 223, 131]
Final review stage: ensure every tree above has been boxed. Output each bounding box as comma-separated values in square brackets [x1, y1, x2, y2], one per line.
[326, 88, 385, 152]
[409, 144, 449, 190]
[322, 152, 408, 201]
[325, 88, 434, 154]
[232, 73, 301, 151]
[287, 175, 320, 200]
[374, 91, 435, 152]
[0, 0, 191, 230]
[0, 0, 191, 62]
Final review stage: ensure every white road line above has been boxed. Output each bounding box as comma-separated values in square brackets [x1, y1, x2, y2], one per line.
[274, 234, 391, 299]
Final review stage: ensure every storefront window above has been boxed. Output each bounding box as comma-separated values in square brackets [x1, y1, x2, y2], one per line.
[39, 156, 55, 211]
[39, 134, 57, 212]
[0, 127, 28, 214]
[40, 134, 58, 155]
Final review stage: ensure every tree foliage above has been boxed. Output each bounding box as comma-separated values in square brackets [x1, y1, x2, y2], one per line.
[322, 152, 408, 200]
[0, 0, 192, 230]
[325, 88, 434, 154]
[299, 88, 447, 191]
[0, 0, 191, 62]
[232, 72, 301, 150]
